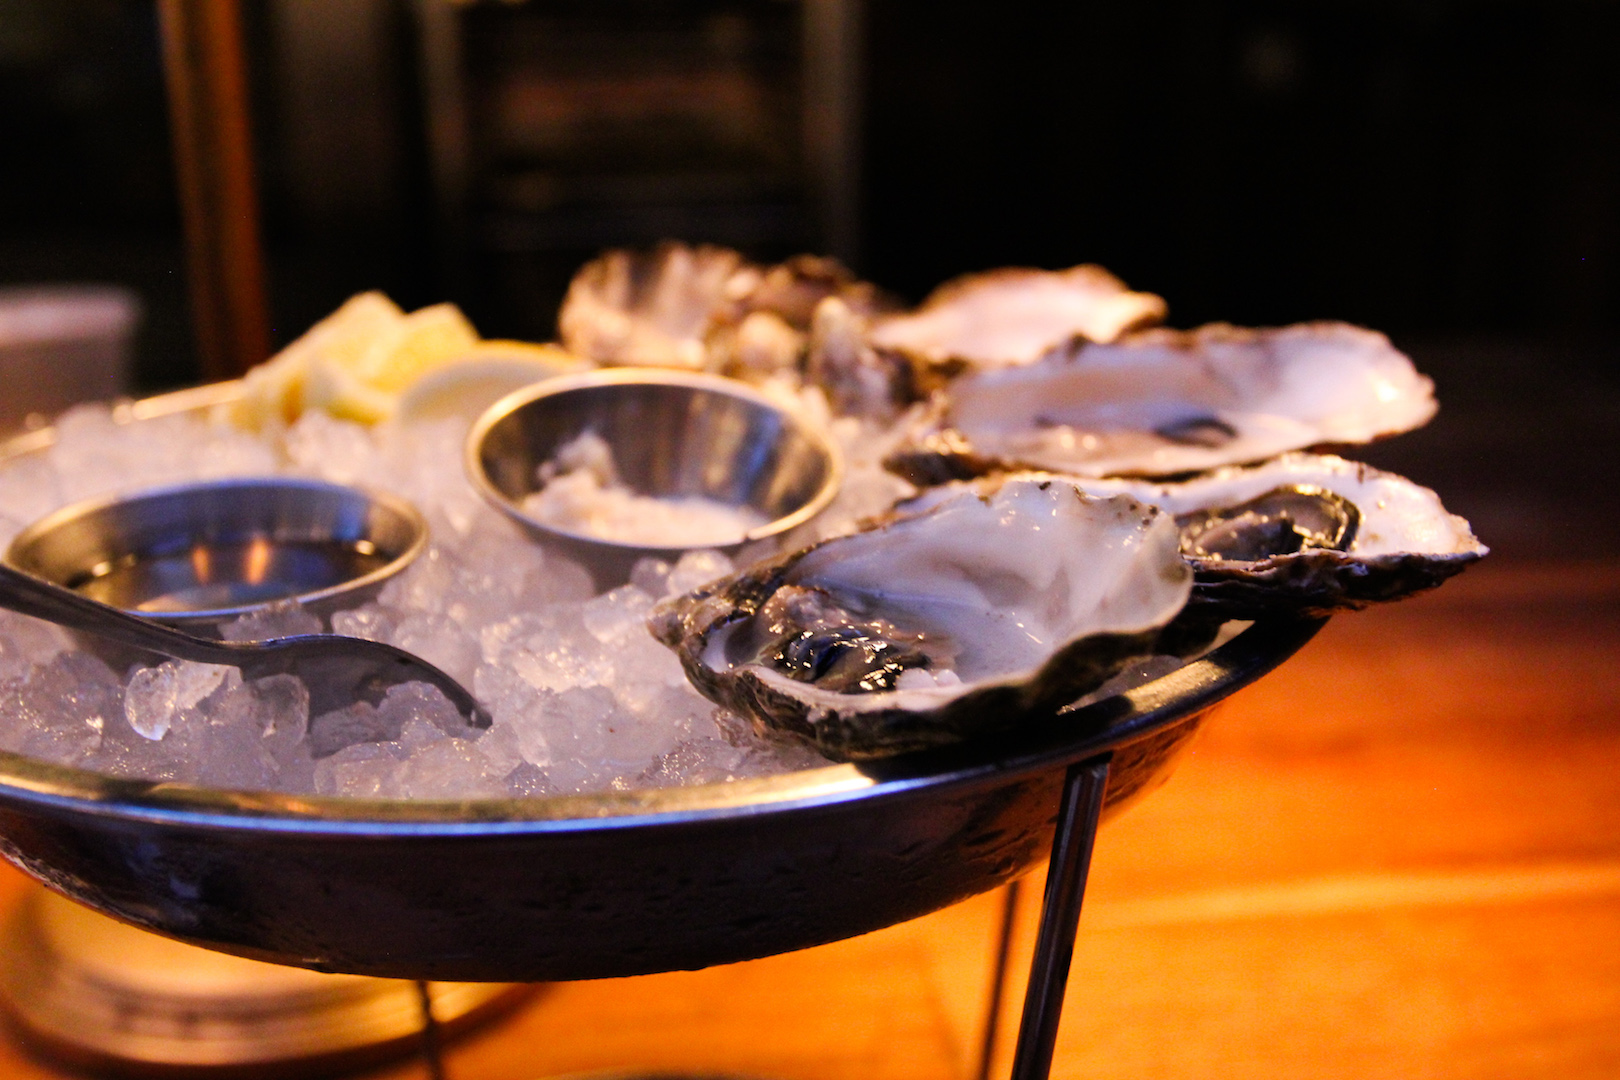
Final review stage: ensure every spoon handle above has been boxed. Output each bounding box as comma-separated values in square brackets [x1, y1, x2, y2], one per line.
[0, 563, 227, 665]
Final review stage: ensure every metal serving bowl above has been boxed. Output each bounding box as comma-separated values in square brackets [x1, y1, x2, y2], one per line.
[467, 368, 843, 583]
[4, 477, 426, 632]
[0, 385, 1320, 983]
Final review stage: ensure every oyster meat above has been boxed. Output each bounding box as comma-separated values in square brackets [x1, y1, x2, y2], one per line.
[887, 321, 1437, 483]
[865, 264, 1168, 384]
[649, 478, 1192, 759]
[908, 455, 1486, 617]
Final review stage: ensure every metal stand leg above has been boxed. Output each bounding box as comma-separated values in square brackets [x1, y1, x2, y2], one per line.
[975, 878, 1023, 1080]
[415, 980, 447, 1080]
[1006, 755, 1112, 1080]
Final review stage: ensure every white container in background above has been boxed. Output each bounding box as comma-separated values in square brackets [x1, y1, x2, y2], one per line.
[0, 285, 142, 432]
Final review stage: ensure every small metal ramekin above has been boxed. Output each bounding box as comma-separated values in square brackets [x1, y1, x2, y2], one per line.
[466, 368, 843, 582]
[5, 477, 426, 629]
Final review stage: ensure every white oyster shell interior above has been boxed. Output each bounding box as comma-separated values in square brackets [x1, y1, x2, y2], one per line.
[1067, 453, 1484, 559]
[703, 478, 1191, 709]
[941, 322, 1436, 477]
[558, 244, 758, 370]
[866, 264, 1167, 369]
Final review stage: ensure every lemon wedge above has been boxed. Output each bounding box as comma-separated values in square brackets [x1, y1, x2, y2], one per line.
[230, 292, 405, 429]
[228, 292, 589, 428]
[300, 354, 397, 425]
[359, 303, 482, 394]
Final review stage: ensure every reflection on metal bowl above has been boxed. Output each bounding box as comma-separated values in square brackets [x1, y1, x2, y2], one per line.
[4, 476, 425, 632]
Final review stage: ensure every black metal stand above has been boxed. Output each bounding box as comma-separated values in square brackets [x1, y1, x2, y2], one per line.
[976, 753, 1114, 1080]
[415, 980, 447, 1080]
[417, 755, 1115, 1080]
[975, 876, 1023, 1080]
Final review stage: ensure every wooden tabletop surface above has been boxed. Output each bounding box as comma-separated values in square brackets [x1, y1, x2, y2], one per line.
[1, 554, 1617, 1079]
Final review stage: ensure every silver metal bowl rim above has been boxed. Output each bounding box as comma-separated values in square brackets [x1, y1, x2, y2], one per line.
[2, 476, 429, 624]
[463, 367, 847, 556]
[0, 381, 1321, 834]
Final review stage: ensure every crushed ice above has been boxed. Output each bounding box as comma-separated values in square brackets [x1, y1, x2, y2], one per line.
[0, 398, 901, 798]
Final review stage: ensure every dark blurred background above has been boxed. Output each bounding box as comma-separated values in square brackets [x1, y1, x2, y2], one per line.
[1, 0, 1615, 555]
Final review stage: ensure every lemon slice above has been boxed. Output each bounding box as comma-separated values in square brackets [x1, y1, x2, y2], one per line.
[230, 292, 404, 428]
[395, 342, 587, 424]
[229, 293, 583, 429]
[359, 303, 481, 394]
[301, 354, 396, 426]
[299, 291, 406, 374]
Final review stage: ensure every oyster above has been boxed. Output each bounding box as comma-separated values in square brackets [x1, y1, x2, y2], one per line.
[557, 243, 890, 380]
[887, 321, 1437, 483]
[558, 243, 754, 370]
[865, 264, 1168, 385]
[649, 478, 1192, 759]
[803, 295, 913, 419]
[907, 455, 1486, 617]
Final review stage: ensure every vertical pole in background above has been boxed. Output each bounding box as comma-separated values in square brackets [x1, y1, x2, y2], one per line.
[411, 0, 472, 302]
[803, 0, 864, 268]
[157, 0, 271, 381]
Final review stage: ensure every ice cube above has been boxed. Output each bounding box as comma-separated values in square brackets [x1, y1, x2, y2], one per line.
[630, 557, 673, 596]
[307, 700, 402, 759]
[220, 602, 323, 642]
[330, 605, 397, 642]
[123, 665, 179, 742]
[314, 742, 402, 798]
[582, 585, 654, 644]
[473, 664, 548, 765]
[375, 680, 471, 739]
[285, 412, 382, 486]
[503, 760, 553, 797]
[389, 612, 480, 687]
[379, 547, 456, 614]
[0, 652, 122, 764]
[665, 549, 736, 596]
[0, 610, 72, 684]
[397, 738, 506, 799]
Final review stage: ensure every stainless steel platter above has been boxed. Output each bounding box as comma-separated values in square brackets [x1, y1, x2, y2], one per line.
[0, 385, 1320, 983]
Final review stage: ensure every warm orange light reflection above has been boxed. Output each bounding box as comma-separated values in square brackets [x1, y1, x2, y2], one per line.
[189, 544, 211, 583]
[244, 536, 271, 585]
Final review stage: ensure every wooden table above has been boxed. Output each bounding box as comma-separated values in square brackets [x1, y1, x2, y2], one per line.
[2, 556, 1616, 1079]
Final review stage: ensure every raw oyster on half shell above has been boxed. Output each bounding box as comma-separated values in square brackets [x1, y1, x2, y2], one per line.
[866, 264, 1168, 386]
[648, 478, 1192, 760]
[558, 242, 754, 370]
[887, 321, 1437, 484]
[905, 455, 1485, 617]
[557, 242, 891, 380]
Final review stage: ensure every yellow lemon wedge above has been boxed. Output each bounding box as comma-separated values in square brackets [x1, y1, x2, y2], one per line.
[229, 292, 591, 428]
[300, 354, 397, 426]
[229, 291, 405, 429]
[358, 303, 481, 394]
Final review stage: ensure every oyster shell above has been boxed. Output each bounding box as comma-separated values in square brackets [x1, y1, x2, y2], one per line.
[865, 264, 1168, 384]
[557, 243, 891, 380]
[803, 295, 913, 419]
[558, 243, 755, 370]
[649, 478, 1192, 759]
[886, 321, 1437, 483]
[906, 455, 1486, 617]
